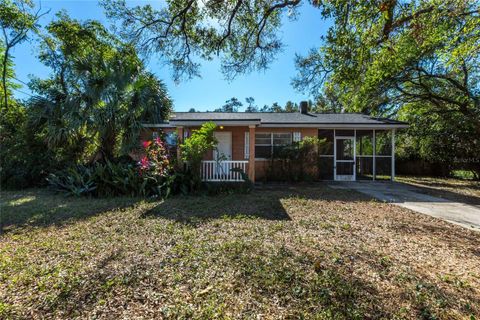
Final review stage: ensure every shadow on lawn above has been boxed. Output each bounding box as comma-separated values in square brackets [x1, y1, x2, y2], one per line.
[142, 182, 372, 223]
[142, 191, 292, 222]
[399, 178, 480, 205]
[0, 189, 139, 233]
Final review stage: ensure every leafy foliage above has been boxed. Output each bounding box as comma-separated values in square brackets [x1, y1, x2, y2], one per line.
[48, 139, 174, 198]
[214, 97, 243, 112]
[180, 122, 217, 188]
[0, 102, 64, 189]
[102, 0, 479, 178]
[266, 136, 324, 181]
[292, 0, 480, 177]
[29, 14, 172, 162]
[101, 0, 301, 81]
[0, 0, 48, 109]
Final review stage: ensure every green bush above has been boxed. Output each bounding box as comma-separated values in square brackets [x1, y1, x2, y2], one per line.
[1, 104, 63, 189]
[266, 137, 323, 182]
[179, 122, 217, 189]
[47, 166, 97, 196]
[48, 138, 174, 197]
[47, 160, 174, 198]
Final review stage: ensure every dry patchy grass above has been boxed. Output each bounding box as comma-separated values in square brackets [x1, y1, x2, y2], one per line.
[397, 176, 480, 205]
[1, 186, 479, 319]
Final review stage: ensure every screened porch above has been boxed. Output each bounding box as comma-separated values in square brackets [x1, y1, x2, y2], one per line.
[317, 129, 396, 181]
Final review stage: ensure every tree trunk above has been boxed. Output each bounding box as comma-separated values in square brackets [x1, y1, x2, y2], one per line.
[101, 128, 116, 162]
[1, 45, 10, 110]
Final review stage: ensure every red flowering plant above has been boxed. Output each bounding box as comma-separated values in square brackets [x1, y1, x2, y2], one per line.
[138, 137, 171, 177]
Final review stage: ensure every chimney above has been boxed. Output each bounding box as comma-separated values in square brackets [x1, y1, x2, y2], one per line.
[299, 101, 308, 114]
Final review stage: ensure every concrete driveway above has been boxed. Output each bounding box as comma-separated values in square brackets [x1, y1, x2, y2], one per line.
[329, 181, 480, 232]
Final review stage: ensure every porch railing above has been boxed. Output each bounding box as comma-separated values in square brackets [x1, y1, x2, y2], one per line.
[201, 160, 248, 182]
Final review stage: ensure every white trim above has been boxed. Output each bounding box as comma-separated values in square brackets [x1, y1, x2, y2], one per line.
[373, 129, 376, 181]
[172, 120, 261, 126]
[334, 136, 356, 181]
[293, 132, 301, 142]
[143, 122, 408, 129]
[201, 160, 248, 182]
[391, 129, 396, 181]
[142, 123, 174, 128]
[258, 123, 408, 129]
[333, 130, 337, 180]
[354, 129, 357, 181]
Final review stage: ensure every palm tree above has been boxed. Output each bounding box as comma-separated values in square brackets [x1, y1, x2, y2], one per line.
[28, 17, 172, 162]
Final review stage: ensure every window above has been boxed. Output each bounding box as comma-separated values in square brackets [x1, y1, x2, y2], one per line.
[165, 132, 178, 146]
[254, 132, 292, 158]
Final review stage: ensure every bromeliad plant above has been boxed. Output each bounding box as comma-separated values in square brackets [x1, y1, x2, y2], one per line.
[48, 137, 173, 197]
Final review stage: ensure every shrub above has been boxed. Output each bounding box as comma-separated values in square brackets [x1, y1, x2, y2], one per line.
[47, 166, 97, 196]
[266, 137, 323, 182]
[0, 104, 63, 189]
[179, 122, 217, 188]
[48, 138, 173, 197]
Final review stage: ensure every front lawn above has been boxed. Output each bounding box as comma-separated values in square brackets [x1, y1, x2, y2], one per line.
[1, 186, 479, 319]
[397, 176, 480, 205]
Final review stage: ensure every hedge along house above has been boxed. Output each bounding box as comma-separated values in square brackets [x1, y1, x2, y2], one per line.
[142, 102, 408, 182]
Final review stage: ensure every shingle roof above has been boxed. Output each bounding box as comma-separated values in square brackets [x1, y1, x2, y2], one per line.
[170, 112, 407, 125]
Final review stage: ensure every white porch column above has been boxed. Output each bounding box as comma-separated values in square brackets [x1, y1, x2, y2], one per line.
[373, 129, 376, 181]
[391, 129, 396, 181]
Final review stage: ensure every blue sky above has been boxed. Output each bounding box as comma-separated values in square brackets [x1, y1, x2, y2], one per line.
[12, 1, 330, 111]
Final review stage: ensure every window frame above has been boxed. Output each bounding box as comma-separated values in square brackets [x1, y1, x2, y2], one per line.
[254, 132, 293, 159]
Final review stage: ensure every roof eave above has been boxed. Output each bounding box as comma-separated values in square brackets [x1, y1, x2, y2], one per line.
[170, 120, 261, 126]
[259, 123, 408, 129]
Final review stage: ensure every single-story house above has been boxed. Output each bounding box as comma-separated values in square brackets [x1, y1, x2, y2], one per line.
[142, 102, 408, 182]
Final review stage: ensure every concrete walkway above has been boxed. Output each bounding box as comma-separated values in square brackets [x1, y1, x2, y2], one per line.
[329, 181, 480, 232]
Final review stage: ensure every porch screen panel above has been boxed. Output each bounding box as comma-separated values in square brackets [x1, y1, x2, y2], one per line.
[335, 129, 354, 137]
[318, 157, 334, 180]
[356, 158, 373, 180]
[375, 157, 392, 180]
[374, 130, 392, 180]
[375, 130, 392, 155]
[318, 130, 334, 155]
[356, 130, 373, 180]
[318, 129, 334, 180]
[337, 162, 354, 175]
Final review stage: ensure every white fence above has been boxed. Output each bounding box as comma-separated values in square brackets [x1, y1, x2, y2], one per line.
[201, 160, 248, 182]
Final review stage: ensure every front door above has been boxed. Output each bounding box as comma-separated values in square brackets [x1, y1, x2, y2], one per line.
[335, 137, 355, 181]
[214, 132, 232, 176]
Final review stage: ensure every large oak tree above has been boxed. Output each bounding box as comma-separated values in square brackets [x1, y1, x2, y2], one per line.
[102, 0, 479, 176]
